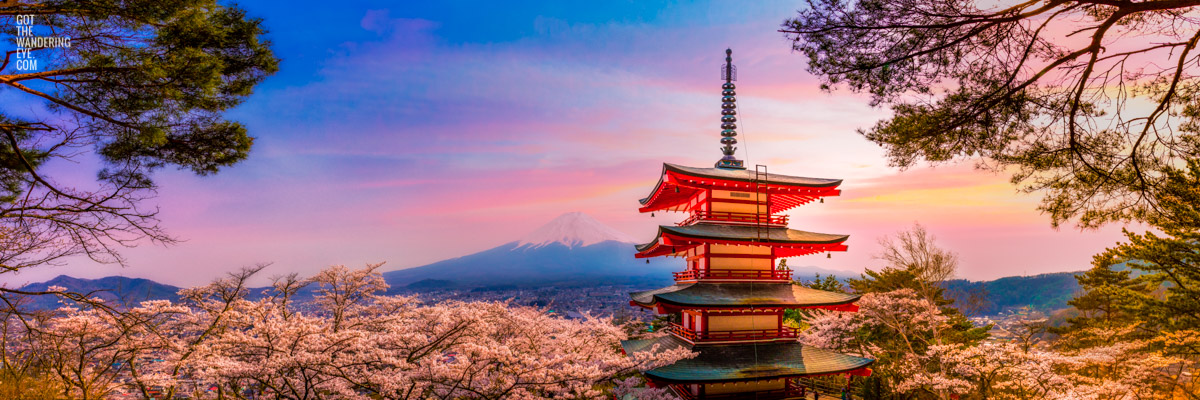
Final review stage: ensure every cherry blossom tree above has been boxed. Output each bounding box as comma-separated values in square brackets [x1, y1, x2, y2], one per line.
[1, 264, 692, 399]
[27, 305, 126, 400]
[610, 376, 678, 400]
[801, 289, 960, 398]
[897, 337, 1185, 400]
[804, 290, 1186, 399]
[898, 343, 1074, 399]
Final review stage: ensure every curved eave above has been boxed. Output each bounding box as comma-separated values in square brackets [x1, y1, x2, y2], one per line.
[634, 225, 849, 258]
[647, 363, 874, 384]
[621, 336, 875, 383]
[647, 363, 874, 385]
[664, 164, 843, 188]
[632, 295, 863, 310]
[638, 164, 844, 214]
[637, 178, 704, 213]
[638, 164, 671, 207]
[629, 283, 862, 310]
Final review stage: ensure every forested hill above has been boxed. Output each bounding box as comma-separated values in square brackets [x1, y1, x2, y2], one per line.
[18, 275, 182, 310]
[18, 270, 1086, 315]
[943, 272, 1083, 315]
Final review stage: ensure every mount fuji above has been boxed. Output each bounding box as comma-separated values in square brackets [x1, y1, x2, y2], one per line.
[13, 211, 1085, 314]
[382, 212, 675, 290]
[515, 212, 638, 249]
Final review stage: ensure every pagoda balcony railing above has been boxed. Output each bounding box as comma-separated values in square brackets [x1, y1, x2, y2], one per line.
[669, 323, 798, 343]
[673, 269, 792, 281]
[679, 211, 788, 227]
[670, 384, 806, 400]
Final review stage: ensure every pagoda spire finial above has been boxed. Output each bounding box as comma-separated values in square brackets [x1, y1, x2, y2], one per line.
[716, 48, 745, 170]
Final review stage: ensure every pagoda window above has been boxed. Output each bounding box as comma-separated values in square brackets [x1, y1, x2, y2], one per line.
[708, 245, 772, 272]
[707, 314, 778, 332]
[713, 190, 753, 199]
[708, 257, 772, 270]
[708, 200, 767, 214]
[710, 244, 770, 254]
[709, 190, 767, 206]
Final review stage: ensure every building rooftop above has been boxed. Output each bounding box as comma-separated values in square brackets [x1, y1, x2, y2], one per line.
[640, 163, 844, 206]
[621, 335, 873, 383]
[634, 224, 849, 258]
[630, 282, 860, 309]
[637, 164, 843, 213]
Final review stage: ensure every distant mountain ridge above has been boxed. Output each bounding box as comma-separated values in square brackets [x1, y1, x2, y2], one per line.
[11, 212, 1092, 315]
[20, 269, 1088, 315]
[17, 275, 182, 309]
[788, 266, 860, 281]
[943, 272, 1083, 315]
[382, 241, 677, 290]
[381, 212, 676, 290]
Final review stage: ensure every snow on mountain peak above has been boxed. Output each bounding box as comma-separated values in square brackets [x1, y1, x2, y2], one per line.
[516, 212, 637, 249]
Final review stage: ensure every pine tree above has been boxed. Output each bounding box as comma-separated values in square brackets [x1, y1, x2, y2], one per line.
[1096, 160, 1200, 363]
[848, 267, 989, 347]
[1049, 264, 1153, 349]
[800, 226, 989, 399]
[1052, 159, 1200, 396]
[0, 0, 278, 277]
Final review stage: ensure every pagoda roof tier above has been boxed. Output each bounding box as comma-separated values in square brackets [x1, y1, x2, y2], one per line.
[634, 224, 848, 258]
[621, 335, 873, 383]
[639, 163, 842, 214]
[630, 282, 860, 311]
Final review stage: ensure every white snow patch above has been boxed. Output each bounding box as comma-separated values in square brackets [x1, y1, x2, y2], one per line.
[516, 212, 637, 249]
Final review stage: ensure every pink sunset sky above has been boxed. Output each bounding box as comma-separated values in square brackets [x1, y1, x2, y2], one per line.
[8, 1, 1133, 286]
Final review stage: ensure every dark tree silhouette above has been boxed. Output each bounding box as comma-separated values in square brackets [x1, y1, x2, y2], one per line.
[0, 0, 277, 300]
[783, 0, 1200, 227]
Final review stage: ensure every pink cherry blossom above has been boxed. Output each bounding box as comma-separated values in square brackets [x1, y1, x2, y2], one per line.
[3, 265, 693, 399]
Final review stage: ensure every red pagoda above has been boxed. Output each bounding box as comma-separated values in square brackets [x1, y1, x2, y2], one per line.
[621, 49, 873, 399]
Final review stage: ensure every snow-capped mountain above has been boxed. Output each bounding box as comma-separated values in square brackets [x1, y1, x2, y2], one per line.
[382, 212, 673, 290]
[516, 212, 637, 249]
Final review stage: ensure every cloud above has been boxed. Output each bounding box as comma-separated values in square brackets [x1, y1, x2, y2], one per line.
[4, 1, 1140, 286]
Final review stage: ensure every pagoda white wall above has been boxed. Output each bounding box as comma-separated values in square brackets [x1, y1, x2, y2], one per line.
[688, 190, 708, 210]
[685, 246, 706, 271]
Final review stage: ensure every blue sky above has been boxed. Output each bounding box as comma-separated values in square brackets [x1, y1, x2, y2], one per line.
[4, 1, 1132, 286]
